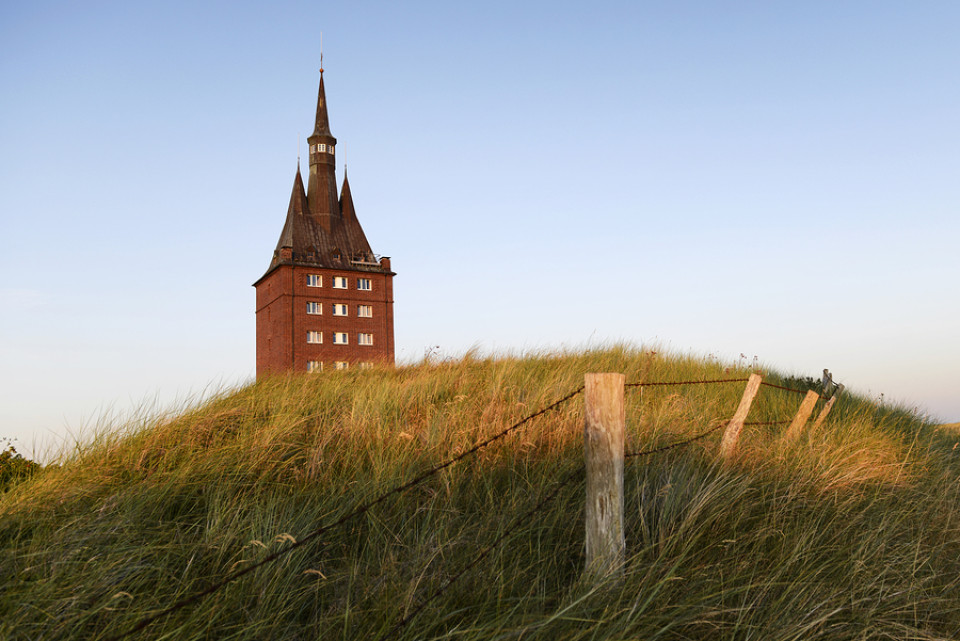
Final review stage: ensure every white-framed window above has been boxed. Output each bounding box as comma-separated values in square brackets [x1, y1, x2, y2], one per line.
[306, 274, 322, 287]
[359, 362, 374, 370]
[334, 361, 348, 370]
[333, 332, 349, 345]
[328, 145, 335, 154]
[333, 276, 348, 289]
[357, 278, 372, 291]
[358, 333, 373, 346]
[357, 305, 373, 318]
[332, 303, 348, 317]
[307, 361, 323, 373]
[318, 143, 326, 152]
[307, 331, 322, 344]
[306, 302, 322, 315]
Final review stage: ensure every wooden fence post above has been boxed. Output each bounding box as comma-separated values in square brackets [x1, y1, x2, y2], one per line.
[811, 387, 842, 431]
[720, 374, 763, 460]
[584, 373, 625, 581]
[784, 391, 820, 441]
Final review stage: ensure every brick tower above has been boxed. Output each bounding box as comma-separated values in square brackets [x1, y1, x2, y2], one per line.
[253, 68, 395, 376]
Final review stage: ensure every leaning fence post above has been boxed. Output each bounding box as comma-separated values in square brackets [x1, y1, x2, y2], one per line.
[784, 391, 820, 441]
[584, 373, 625, 581]
[811, 385, 843, 431]
[720, 374, 763, 460]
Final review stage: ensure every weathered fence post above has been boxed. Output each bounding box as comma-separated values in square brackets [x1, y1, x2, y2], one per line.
[784, 391, 820, 441]
[720, 373, 763, 460]
[584, 373, 625, 581]
[811, 385, 843, 431]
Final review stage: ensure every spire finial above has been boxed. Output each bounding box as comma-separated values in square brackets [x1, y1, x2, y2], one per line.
[297, 134, 301, 166]
[320, 32, 324, 74]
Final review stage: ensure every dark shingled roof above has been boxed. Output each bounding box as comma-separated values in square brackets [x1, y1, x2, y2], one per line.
[258, 72, 383, 279]
[338, 169, 372, 257]
[263, 166, 379, 274]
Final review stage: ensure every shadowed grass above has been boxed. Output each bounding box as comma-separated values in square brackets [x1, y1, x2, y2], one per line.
[1, 346, 958, 640]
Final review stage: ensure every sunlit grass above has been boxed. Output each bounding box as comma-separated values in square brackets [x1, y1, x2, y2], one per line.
[1, 346, 957, 640]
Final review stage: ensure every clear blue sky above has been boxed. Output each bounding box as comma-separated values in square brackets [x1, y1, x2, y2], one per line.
[2, 1, 958, 459]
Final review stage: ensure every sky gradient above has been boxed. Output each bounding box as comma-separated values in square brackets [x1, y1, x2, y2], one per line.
[2, 1, 958, 460]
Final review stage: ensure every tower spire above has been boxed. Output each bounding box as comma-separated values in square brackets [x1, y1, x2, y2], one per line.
[306, 57, 338, 228]
[312, 70, 333, 138]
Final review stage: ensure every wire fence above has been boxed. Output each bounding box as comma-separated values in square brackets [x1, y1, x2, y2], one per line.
[760, 380, 818, 396]
[381, 464, 586, 641]
[107, 373, 827, 641]
[625, 377, 750, 388]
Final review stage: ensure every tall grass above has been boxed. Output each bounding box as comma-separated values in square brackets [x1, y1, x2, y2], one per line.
[2, 346, 959, 640]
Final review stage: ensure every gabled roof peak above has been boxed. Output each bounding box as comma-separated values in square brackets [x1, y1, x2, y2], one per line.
[339, 169, 355, 221]
[290, 164, 306, 211]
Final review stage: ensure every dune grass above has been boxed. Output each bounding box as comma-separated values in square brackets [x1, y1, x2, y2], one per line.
[2, 346, 959, 640]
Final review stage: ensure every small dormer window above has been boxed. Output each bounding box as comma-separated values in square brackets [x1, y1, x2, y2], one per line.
[327, 145, 335, 154]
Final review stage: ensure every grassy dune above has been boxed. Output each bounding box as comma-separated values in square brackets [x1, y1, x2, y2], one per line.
[2, 347, 959, 640]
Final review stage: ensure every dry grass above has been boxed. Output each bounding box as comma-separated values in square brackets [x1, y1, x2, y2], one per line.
[1, 346, 958, 640]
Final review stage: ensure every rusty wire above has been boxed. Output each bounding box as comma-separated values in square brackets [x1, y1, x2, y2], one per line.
[626, 377, 749, 389]
[388, 417, 743, 638]
[625, 421, 729, 458]
[104, 385, 585, 641]
[379, 464, 585, 641]
[105, 375, 812, 640]
[759, 381, 817, 396]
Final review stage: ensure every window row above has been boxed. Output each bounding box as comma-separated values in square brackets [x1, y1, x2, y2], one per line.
[306, 274, 373, 291]
[304, 331, 374, 346]
[309, 143, 335, 155]
[306, 302, 373, 317]
[308, 361, 374, 372]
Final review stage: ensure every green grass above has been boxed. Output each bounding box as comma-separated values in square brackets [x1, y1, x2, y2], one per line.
[2, 346, 959, 640]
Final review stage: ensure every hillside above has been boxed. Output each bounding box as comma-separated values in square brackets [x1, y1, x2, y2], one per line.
[2, 347, 959, 640]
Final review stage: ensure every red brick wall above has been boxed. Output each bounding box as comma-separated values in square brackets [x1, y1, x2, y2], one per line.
[255, 262, 395, 376]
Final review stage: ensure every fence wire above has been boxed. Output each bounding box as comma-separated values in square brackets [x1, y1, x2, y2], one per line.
[379, 464, 586, 641]
[105, 374, 819, 640]
[760, 380, 819, 396]
[626, 421, 728, 459]
[106, 385, 585, 641]
[626, 377, 749, 389]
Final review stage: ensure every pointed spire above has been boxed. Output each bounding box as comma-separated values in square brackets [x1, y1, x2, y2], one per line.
[338, 168, 373, 259]
[289, 164, 308, 216]
[273, 165, 309, 256]
[312, 71, 333, 138]
[258, 58, 388, 283]
[307, 65, 338, 225]
[339, 167, 355, 221]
